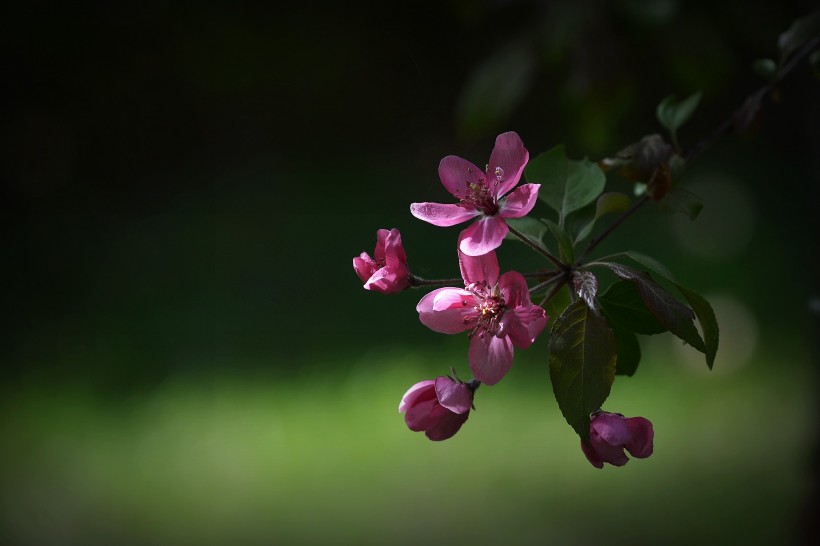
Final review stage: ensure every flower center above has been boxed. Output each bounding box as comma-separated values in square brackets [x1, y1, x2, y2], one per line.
[464, 280, 506, 337]
[460, 166, 504, 216]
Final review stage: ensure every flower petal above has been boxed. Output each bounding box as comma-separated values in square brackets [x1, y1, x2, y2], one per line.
[458, 216, 509, 256]
[424, 406, 469, 441]
[382, 228, 407, 270]
[417, 288, 476, 334]
[591, 412, 631, 447]
[374, 229, 390, 262]
[410, 202, 479, 227]
[581, 439, 604, 469]
[468, 334, 513, 386]
[499, 184, 540, 219]
[398, 380, 436, 413]
[500, 305, 548, 349]
[435, 376, 472, 414]
[590, 431, 630, 466]
[404, 398, 437, 431]
[625, 417, 654, 459]
[458, 239, 500, 286]
[488, 131, 529, 198]
[438, 155, 485, 199]
[498, 271, 529, 308]
[353, 253, 378, 284]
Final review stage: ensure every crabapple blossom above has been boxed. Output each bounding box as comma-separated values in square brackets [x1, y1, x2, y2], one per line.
[399, 376, 473, 441]
[353, 228, 411, 294]
[416, 238, 548, 385]
[581, 411, 654, 468]
[410, 131, 540, 256]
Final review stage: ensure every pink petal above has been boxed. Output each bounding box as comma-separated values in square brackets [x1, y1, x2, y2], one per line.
[435, 376, 472, 414]
[353, 253, 378, 284]
[488, 131, 529, 198]
[399, 380, 436, 413]
[581, 440, 604, 469]
[458, 241, 500, 286]
[404, 398, 437, 431]
[625, 417, 654, 459]
[468, 334, 513, 386]
[590, 434, 630, 466]
[499, 184, 540, 219]
[373, 229, 390, 262]
[498, 271, 530, 308]
[424, 406, 469, 441]
[410, 202, 479, 227]
[438, 155, 485, 200]
[500, 305, 548, 349]
[591, 412, 631, 446]
[417, 288, 476, 334]
[458, 216, 509, 256]
[382, 229, 407, 269]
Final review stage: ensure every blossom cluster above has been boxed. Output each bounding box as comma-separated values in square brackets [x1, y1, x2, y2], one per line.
[353, 132, 654, 468]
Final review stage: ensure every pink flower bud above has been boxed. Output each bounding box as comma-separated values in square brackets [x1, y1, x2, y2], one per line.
[353, 228, 411, 294]
[581, 411, 654, 468]
[398, 376, 473, 441]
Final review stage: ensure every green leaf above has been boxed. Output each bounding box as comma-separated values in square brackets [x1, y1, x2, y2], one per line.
[596, 251, 677, 282]
[656, 92, 702, 134]
[572, 192, 631, 243]
[675, 284, 719, 369]
[598, 280, 667, 335]
[603, 262, 706, 352]
[456, 42, 536, 137]
[544, 219, 575, 263]
[526, 145, 606, 224]
[753, 58, 778, 81]
[778, 10, 820, 66]
[504, 217, 550, 253]
[658, 187, 704, 220]
[549, 300, 617, 441]
[610, 325, 641, 376]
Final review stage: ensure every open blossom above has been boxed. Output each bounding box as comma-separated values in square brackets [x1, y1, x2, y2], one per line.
[353, 228, 411, 294]
[410, 131, 540, 256]
[581, 411, 654, 468]
[399, 376, 473, 441]
[416, 239, 547, 385]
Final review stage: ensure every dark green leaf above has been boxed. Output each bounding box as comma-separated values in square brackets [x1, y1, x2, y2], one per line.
[659, 187, 704, 220]
[505, 217, 550, 253]
[525, 145, 605, 222]
[549, 300, 617, 441]
[610, 325, 641, 376]
[622, 251, 677, 282]
[603, 262, 706, 352]
[656, 92, 702, 135]
[544, 219, 574, 263]
[456, 43, 536, 137]
[778, 10, 820, 66]
[675, 284, 719, 369]
[598, 280, 666, 335]
[753, 58, 778, 81]
[572, 192, 631, 243]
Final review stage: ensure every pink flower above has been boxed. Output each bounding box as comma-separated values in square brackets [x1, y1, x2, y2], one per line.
[353, 228, 411, 294]
[416, 239, 548, 385]
[410, 131, 540, 256]
[399, 376, 473, 441]
[581, 411, 654, 468]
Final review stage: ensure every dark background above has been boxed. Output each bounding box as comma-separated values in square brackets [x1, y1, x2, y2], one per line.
[2, 1, 819, 544]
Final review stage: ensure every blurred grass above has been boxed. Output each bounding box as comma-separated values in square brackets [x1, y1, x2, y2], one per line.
[0, 341, 815, 545]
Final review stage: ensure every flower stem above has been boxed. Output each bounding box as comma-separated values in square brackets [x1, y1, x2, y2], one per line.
[538, 274, 568, 308]
[506, 223, 565, 269]
[409, 274, 464, 288]
[579, 194, 649, 262]
[528, 272, 565, 295]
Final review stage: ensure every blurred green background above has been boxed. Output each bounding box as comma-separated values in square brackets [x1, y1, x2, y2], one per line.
[2, 1, 819, 544]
